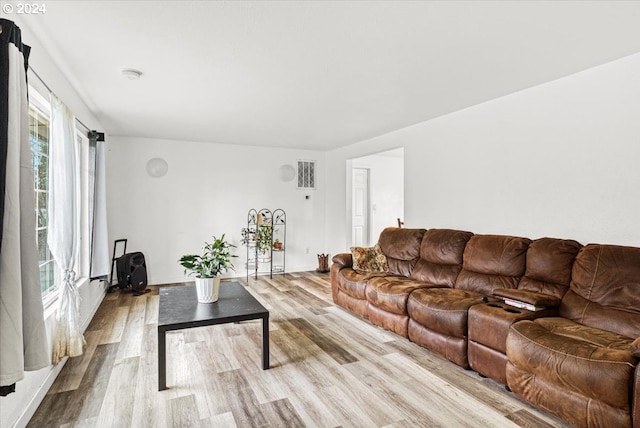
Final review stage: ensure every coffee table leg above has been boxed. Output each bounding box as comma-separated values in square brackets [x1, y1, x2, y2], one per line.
[262, 315, 269, 370]
[158, 327, 166, 390]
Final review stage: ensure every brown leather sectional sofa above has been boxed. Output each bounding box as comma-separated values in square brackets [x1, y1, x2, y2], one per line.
[331, 227, 640, 428]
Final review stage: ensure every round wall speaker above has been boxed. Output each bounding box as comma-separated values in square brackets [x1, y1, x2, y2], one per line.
[278, 164, 295, 182]
[146, 158, 169, 177]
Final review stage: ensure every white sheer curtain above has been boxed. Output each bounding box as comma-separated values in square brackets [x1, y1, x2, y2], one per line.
[49, 95, 84, 364]
[0, 19, 49, 393]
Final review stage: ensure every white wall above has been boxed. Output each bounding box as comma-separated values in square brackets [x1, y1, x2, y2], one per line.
[2, 17, 108, 428]
[105, 137, 326, 284]
[326, 52, 640, 255]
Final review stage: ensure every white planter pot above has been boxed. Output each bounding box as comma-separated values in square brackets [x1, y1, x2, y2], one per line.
[258, 253, 271, 263]
[195, 276, 221, 303]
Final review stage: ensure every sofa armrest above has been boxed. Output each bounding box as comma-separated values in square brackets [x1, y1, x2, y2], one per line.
[493, 289, 561, 309]
[332, 253, 353, 269]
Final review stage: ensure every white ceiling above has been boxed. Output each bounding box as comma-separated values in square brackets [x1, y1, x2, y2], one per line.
[14, 1, 640, 150]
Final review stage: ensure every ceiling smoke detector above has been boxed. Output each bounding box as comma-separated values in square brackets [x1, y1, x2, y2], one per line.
[121, 68, 143, 80]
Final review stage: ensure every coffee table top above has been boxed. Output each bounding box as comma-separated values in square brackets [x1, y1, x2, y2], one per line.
[158, 281, 268, 330]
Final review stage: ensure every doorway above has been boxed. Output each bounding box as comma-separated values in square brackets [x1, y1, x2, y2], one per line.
[349, 148, 404, 246]
[352, 168, 369, 246]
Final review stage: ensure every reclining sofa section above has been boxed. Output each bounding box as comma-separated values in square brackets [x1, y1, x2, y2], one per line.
[331, 227, 640, 428]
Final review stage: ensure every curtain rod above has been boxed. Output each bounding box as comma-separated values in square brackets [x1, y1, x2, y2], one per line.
[28, 66, 96, 135]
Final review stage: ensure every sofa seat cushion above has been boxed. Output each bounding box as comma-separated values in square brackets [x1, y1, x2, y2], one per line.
[407, 288, 484, 338]
[334, 268, 386, 300]
[507, 317, 636, 411]
[366, 276, 442, 315]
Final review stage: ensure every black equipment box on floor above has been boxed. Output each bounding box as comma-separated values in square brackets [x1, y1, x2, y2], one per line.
[109, 239, 148, 294]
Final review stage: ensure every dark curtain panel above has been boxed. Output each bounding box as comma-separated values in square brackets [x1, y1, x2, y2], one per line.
[0, 18, 30, 252]
[0, 18, 49, 396]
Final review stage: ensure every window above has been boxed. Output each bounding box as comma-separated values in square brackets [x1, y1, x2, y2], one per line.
[29, 94, 57, 299]
[28, 86, 96, 303]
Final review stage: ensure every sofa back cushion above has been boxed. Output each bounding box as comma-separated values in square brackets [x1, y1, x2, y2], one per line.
[454, 234, 531, 295]
[410, 229, 474, 287]
[377, 227, 426, 276]
[518, 237, 582, 299]
[560, 244, 640, 338]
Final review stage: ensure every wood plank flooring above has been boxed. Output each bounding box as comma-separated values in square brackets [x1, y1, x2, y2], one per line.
[28, 272, 570, 427]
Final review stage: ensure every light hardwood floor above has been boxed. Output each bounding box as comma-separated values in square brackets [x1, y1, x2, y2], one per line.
[28, 272, 570, 427]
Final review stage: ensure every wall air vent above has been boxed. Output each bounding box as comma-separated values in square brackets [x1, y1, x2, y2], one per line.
[297, 160, 316, 189]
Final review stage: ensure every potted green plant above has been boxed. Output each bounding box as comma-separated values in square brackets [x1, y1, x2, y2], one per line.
[256, 224, 273, 261]
[178, 234, 237, 303]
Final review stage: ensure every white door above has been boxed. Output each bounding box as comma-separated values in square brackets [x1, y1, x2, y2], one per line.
[352, 168, 369, 246]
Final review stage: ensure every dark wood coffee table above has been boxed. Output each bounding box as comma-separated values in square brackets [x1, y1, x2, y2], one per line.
[157, 281, 269, 390]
